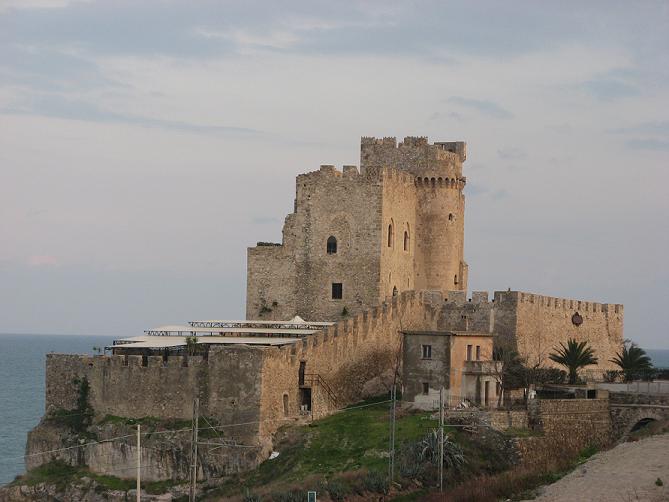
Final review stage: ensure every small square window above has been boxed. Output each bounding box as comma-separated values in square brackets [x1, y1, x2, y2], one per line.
[422, 382, 429, 395]
[421, 344, 432, 359]
[331, 283, 343, 300]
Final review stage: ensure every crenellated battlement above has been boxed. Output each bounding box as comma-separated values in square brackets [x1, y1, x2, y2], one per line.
[441, 290, 623, 315]
[414, 175, 466, 189]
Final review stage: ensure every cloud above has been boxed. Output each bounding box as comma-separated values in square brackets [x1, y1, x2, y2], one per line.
[608, 121, 669, 135]
[0, 0, 90, 13]
[497, 147, 526, 160]
[625, 139, 669, 151]
[27, 255, 58, 267]
[582, 74, 640, 101]
[447, 96, 514, 119]
[1, 94, 266, 137]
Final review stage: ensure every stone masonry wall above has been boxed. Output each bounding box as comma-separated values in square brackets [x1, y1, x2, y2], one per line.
[380, 168, 418, 298]
[258, 290, 443, 437]
[438, 290, 623, 375]
[247, 136, 470, 323]
[517, 398, 612, 465]
[44, 346, 265, 438]
[247, 164, 385, 321]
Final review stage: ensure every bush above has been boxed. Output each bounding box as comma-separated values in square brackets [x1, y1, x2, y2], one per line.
[362, 471, 389, 494]
[271, 490, 303, 502]
[325, 480, 349, 501]
[243, 489, 262, 502]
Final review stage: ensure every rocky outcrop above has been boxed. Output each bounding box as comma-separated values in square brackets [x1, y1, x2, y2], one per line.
[26, 415, 265, 482]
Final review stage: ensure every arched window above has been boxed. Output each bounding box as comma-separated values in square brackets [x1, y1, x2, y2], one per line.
[448, 213, 454, 221]
[392, 286, 398, 297]
[454, 274, 458, 285]
[387, 222, 394, 248]
[404, 230, 409, 251]
[326, 236, 337, 254]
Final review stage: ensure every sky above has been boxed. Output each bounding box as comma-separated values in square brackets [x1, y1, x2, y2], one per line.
[0, 0, 667, 348]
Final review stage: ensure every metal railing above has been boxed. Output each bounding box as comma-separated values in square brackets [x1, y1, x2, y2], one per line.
[303, 373, 338, 408]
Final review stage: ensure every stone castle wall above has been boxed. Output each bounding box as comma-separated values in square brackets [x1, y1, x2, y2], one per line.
[247, 164, 385, 321]
[44, 346, 265, 438]
[438, 290, 623, 373]
[258, 290, 442, 436]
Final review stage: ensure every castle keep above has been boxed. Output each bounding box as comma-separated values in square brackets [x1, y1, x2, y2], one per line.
[247, 137, 468, 321]
[27, 136, 624, 481]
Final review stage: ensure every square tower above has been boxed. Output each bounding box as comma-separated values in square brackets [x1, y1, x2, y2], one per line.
[246, 136, 468, 321]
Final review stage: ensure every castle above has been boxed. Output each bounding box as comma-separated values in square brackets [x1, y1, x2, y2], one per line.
[247, 137, 468, 321]
[26, 136, 624, 481]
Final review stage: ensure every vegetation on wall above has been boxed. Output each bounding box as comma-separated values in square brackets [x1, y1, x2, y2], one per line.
[48, 377, 93, 433]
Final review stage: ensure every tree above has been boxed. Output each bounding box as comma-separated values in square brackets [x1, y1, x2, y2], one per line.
[610, 340, 653, 382]
[549, 339, 598, 384]
[185, 335, 198, 356]
[492, 342, 524, 407]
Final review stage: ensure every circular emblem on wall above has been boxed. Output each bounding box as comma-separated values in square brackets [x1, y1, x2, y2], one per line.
[571, 312, 583, 326]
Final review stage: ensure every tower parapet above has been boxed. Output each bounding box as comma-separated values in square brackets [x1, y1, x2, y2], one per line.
[360, 136, 466, 178]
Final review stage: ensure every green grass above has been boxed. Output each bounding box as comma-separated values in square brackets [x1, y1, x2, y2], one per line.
[14, 459, 181, 494]
[503, 427, 541, 438]
[248, 399, 438, 486]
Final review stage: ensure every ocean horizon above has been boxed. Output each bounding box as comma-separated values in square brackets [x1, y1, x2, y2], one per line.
[0, 333, 668, 485]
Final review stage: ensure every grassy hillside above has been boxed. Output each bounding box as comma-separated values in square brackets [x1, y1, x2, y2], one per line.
[207, 397, 516, 500]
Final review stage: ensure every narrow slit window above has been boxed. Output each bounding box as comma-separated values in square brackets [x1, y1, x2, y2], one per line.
[466, 345, 473, 361]
[387, 224, 394, 247]
[326, 236, 337, 254]
[476, 345, 481, 360]
[404, 230, 409, 251]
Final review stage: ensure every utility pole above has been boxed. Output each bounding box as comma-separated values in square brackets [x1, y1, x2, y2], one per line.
[439, 387, 444, 493]
[136, 424, 141, 502]
[388, 385, 396, 483]
[189, 398, 199, 502]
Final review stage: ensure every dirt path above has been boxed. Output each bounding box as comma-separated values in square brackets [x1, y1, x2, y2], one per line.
[529, 434, 669, 502]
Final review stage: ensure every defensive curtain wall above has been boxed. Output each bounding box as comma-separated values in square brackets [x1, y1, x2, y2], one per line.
[438, 290, 624, 371]
[30, 290, 442, 480]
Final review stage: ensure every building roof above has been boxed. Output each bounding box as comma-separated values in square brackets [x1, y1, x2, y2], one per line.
[144, 325, 321, 336]
[107, 335, 299, 350]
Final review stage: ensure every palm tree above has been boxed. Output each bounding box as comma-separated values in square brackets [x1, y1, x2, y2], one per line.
[549, 339, 598, 384]
[610, 341, 653, 382]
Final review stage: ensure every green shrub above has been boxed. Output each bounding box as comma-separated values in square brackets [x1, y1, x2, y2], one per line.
[656, 477, 664, 486]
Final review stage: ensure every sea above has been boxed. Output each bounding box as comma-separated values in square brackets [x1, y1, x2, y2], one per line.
[0, 334, 668, 485]
[0, 334, 114, 485]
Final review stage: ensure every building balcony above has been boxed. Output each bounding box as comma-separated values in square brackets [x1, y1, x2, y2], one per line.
[462, 360, 501, 375]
